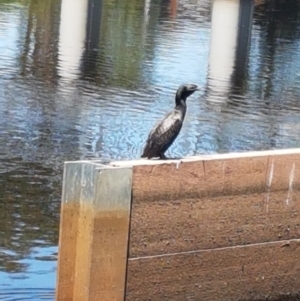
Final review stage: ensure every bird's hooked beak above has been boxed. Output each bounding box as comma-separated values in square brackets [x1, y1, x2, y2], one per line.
[189, 84, 200, 91]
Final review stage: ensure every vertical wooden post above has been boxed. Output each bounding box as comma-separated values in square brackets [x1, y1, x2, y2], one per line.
[56, 161, 132, 301]
[56, 162, 82, 301]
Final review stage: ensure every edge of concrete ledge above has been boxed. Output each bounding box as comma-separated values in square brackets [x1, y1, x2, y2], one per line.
[109, 148, 300, 167]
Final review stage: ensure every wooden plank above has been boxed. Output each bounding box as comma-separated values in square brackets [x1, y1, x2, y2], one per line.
[131, 154, 300, 201]
[73, 162, 97, 301]
[110, 148, 300, 167]
[128, 154, 300, 257]
[129, 191, 300, 257]
[56, 162, 132, 301]
[125, 240, 300, 301]
[56, 162, 82, 301]
[87, 167, 133, 301]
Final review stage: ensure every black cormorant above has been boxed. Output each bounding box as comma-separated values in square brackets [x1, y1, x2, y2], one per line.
[141, 83, 199, 159]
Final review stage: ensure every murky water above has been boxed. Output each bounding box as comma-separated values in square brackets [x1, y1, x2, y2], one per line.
[1, 0, 300, 299]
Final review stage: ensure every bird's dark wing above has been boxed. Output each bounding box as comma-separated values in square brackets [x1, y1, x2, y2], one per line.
[142, 111, 183, 157]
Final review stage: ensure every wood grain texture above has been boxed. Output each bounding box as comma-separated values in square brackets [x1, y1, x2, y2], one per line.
[73, 207, 131, 301]
[89, 210, 131, 300]
[56, 162, 132, 301]
[132, 155, 300, 201]
[56, 202, 80, 301]
[129, 191, 300, 257]
[126, 240, 300, 301]
[56, 162, 82, 301]
[129, 155, 300, 257]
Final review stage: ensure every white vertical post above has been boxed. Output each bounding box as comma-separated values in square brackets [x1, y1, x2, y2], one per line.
[58, 0, 89, 80]
[206, 0, 240, 103]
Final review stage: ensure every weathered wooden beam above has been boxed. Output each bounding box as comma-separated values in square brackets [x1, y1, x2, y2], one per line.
[126, 239, 300, 301]
[109, 148, 300, 301]
[56, 162, 82, 301]
[56, 148, 300, 301]
[55, 161, 132, 301]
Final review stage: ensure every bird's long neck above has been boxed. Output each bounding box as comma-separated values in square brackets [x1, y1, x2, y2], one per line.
[175, 96, 187, 116]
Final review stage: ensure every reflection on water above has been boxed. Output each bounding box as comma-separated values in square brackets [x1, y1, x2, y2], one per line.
[1, 0, 300, 299]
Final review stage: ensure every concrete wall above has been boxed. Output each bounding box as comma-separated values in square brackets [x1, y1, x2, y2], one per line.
[56, 148, 300, 301]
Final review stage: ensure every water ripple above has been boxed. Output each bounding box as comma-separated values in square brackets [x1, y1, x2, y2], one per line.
[2, 0, 300, 299]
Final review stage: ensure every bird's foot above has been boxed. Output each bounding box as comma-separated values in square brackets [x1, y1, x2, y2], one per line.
[159, 153, 168, 160]
[160, 155, 182, 160]
[159, 153, 178, 160]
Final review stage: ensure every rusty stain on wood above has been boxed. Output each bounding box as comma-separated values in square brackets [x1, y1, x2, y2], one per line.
[56, 202, 80, 301]
[73, 205, 130, 301]
[56, 162, 82, 301]
[56, 162, 132, 301]
[89, 210, 131, 300]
